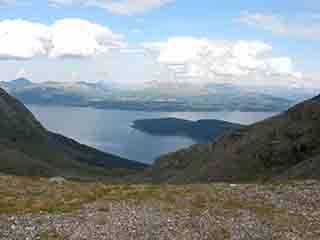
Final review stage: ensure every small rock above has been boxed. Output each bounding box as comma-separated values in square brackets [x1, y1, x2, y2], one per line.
[49, 177, 67, 184]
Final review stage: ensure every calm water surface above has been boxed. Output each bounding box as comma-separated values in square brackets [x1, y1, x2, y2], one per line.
[27, 105, 277, 164]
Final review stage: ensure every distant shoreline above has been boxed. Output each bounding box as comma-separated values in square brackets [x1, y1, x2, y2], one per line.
[24, 102, 286, 113]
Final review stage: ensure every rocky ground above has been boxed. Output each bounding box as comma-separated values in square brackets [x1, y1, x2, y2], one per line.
[0, 175, 319, 240]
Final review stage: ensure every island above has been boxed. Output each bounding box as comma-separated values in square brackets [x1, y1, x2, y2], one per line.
[131, 117, 243, 143]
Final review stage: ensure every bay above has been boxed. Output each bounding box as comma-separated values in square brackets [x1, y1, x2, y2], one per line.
[27, 105, 277, 164]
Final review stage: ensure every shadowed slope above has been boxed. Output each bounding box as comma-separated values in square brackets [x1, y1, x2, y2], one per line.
[0, 88, 147, 178]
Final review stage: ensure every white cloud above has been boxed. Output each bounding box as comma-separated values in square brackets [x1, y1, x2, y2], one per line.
[49, 0, 174, 15]
[98, 0, 174, 15]
[15, 68, 29, 78]
[0, 0, 15, 6]
[238, 12, 320, 40]
[49, 0, 73, 5]
[0, 17, 308, 88]
[71, 71, 79, 80]
[0, 18, 124, 60]
[50, 19, 124, 58]
[143, 37, 302, 86]
[0, 20, 51, 60]
[48, 0, 72, 7]
[131, 28, 142, 33]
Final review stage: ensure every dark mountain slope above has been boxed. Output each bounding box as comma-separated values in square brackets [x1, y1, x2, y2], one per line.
[275, 154, 320, 180]
[0, 88, 147, 178]
[151, 95, 320, 183]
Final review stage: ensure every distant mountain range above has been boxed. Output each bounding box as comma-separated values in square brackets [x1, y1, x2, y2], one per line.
[0, 78, 112, 106]
[132, 118, 243, 143]
[0, 78, 302, 112]
[0, 77, 33, 89]
[206, 83, 319, 102]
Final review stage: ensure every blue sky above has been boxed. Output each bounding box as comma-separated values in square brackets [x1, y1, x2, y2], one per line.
[0, 0, 319, 88]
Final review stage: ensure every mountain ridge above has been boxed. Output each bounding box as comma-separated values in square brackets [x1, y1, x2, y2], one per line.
[150, 94, 320, 183]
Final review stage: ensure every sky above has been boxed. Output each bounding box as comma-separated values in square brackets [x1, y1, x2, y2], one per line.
[0, 0, 320, 89]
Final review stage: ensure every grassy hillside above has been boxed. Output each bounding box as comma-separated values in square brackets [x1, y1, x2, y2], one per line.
[0, 88, 147, 178]
[151, 95, 320, 183]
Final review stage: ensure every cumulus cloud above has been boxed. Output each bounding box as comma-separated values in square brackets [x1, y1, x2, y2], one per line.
[238, 12, 320, 40]
[0, 18, 124, 60]
[49, 0, 174, 15]
[0, 20, 51, 60]
[15, 68, 29, 78]
[50, 19, 124, 58]
[143, 37, 302, 86]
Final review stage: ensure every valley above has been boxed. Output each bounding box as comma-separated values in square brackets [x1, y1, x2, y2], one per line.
[0, 76, 320, 240]
[27, 104, 274, 163]
[1, 1, 319, 239]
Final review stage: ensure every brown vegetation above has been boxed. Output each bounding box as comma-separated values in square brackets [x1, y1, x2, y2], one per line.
[0, 175, 319, 239]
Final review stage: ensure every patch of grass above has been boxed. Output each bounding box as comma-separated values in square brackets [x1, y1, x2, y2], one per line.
[0, 174, 316, 227]
[267, 179, 297, 187]
[222, 200, 280, 217]
[37, 231, 64, 240]
[0, 177, 212, 213]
